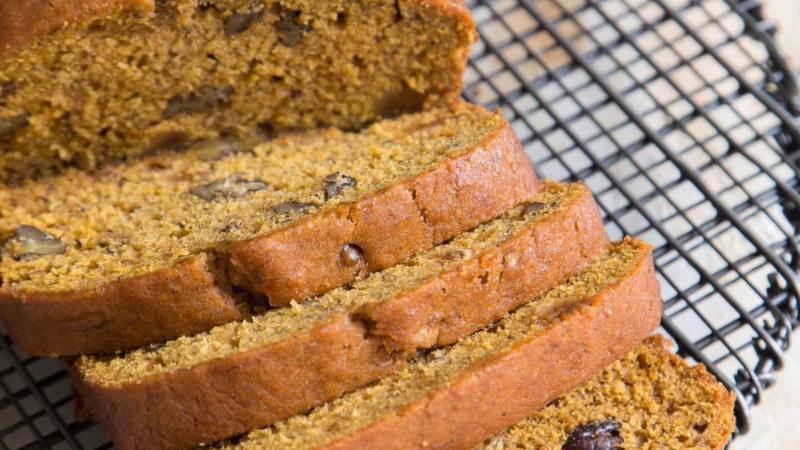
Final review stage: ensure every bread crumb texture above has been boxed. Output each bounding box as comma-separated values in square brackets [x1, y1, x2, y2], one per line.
[0, 105, 499, 294]
[195, 238, 652, 450]
[0, 0, 474, 184]
[78, 181, 583, 383]
[480, 336, 736, 450]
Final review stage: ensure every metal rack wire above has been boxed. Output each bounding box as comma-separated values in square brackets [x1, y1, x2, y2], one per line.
[1, 0, 799, 448]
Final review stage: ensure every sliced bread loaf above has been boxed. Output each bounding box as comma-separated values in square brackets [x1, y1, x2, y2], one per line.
[480, 336, 736, 450]
[0, 104, 539, 356]
[0, 0, 474, 184]
[72, 181, 609, 450]
[195, 237, 661, 450]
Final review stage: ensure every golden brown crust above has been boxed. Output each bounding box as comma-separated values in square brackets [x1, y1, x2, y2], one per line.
[321, 243, 662, 450]
[360, 182, 610, 351]
[0, 0, 154, 59]
[72, 184, 606, 450]
[66, 359, 95, 424]
[76, 315, 401, 450]
[411, 0, 473, 22]
[0, 115, 538, 357]
[0, 254, 242, 356]
[225, 120, 540, 307]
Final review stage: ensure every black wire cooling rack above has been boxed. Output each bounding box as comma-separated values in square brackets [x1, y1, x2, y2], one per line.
[1, 0, 800, 448]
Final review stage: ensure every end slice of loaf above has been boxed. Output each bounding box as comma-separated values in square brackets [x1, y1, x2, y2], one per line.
[197, 237, 661, 450]
[479, 336, 736, 450]
[0, 0, 475, 184]
[72, 181, 609, 450]
[0, 104, 539, 356]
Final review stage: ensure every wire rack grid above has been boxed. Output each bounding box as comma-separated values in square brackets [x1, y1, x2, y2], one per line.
[1, 0, 800, 448]
[463, 0, 800, 436]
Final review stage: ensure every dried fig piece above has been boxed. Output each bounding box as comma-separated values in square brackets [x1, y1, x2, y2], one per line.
[278, 11, 311, 47]
[224, 11, 262, 36]
[563, 420, 624, 450]
[340, 244, 363, 267]
[0, 114, 29, 137]
[163, 85, 235, 118]
[194, 138, 255, 161]
[323, 172, 357, 200]
[189, 175, 268, 201]
[3, 225, 67, 259]
[272, 201, 315, 215]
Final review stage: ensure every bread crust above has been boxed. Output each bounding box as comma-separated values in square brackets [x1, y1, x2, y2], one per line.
[321, 239, 662, 450]
[0, 114, 538, 357]
[360, 182, 610, 351]
[0, 254, 242, 356]
[77, 315, 402, 450]
[0, 0, 154, 59]
[72, 183, 607, 450]
[226, 122, 540, 307]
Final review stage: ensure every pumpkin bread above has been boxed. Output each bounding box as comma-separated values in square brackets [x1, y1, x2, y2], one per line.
[0, 104, 539, 356]
[199, 237, 662, 450]
[73, 181, 610, 450]
[480, 336, 736, 450]
[0, 0, 475, 184]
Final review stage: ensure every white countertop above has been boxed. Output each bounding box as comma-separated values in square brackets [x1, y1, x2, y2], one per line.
[731, 348, 800, 449]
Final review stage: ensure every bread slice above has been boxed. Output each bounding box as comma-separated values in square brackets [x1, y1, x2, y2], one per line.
[0, 0, 475, 184]
[190, 237, 661, 450]
[479, 336, 736, 450]
[72, 181, 610, 450]
[0, 104, 538, 356]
